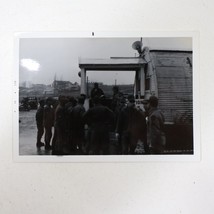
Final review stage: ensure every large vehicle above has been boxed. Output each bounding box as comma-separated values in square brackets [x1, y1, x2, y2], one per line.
[19, 96, 39, 111]
[27, 97, 38, 109]
[78, 42, 193, 154]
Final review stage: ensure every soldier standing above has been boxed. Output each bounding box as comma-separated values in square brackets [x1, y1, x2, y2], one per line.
[43, 97, 55, 150]
[70, 96, 86, 154]
[35, 99, 45, 148]
[116, 95, 147, 154]
[111, 86, 125, 129]
[64, 96, 77, 153]
[90, 82, 104, 107]
[111, 86, 124, 112]
[83, 96, 114, 155]
[143, 96, 166, 154]
[52, 95, 68, 155]
[90, 82, 104, 100]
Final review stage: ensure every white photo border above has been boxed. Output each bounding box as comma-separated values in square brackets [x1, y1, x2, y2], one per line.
[13, 31, 200, 162]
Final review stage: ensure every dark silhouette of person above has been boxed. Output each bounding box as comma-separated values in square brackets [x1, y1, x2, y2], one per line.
[83, 96, 114, 155]
[35, 99, 45, 148]
[70, 96, 86, 154]
[90, 83, 104, 102]
[143, 96, 165, 154]
[52, 95, 68, 155]
[111, 86, 124, 111]
[116, 95, 147, 154]
[111, 86, 125, 128]
[63, 96, 77, 153]
[43, 97, 55, 150]
[90, 82, 104, 108]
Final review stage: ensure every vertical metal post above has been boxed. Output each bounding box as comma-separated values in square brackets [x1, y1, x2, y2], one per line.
[140, 66, 145, 98]
[134, 70, 138, 97]
[80, 68, 86, 94]
[86, 76, 89, 97]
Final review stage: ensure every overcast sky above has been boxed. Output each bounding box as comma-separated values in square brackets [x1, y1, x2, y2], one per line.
[19, 37, 192, 86]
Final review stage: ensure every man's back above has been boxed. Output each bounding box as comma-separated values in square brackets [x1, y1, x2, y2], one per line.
[71, 104, 85, 129]
[148, 107, 165, 134]
[43, 105, 54, 128]
[84, 105, 114, 127]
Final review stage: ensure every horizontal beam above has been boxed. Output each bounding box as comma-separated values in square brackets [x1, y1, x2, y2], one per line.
[79, 57, 147, 71]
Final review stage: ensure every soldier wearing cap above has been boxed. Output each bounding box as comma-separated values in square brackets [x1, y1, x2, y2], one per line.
[143, 96, 166, 154]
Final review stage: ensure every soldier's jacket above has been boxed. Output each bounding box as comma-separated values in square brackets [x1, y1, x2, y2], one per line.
[54, 104, 66, 129]
[116, 103, 147, 142]
[70, 104, 85, 130]
[36, 106, 44, 125]
[111, 92, 124, 113]
[43, 105, 54, 128]
[83, 105, 114, 129]
[147, 107, 165, 149]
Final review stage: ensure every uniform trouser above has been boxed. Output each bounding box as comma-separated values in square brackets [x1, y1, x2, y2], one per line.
[149, 134, 165, 154]
[36, 123, 44, 143]
[55, 127, 65, 154]
[149, 146, 164, 154]
[89, 128, 109, 155]
[51, 127, 57, 153]
[44, 126, 52, 147]
[72, 133, 84, 151]
[121, 131, 137, 154]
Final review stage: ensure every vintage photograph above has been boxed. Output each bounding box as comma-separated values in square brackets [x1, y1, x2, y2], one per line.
[16, 35, 194, 158]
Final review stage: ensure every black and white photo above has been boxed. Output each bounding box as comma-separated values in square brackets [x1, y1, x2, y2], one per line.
[14, 33, 199, 161]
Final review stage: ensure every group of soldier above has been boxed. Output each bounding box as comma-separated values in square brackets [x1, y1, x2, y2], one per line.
[35, 83, 166, 155]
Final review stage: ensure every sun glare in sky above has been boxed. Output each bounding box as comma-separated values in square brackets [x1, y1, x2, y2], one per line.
[20, 58, 40, 71]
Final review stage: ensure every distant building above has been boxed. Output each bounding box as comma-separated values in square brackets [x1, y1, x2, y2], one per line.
[88, 81, 103, 86]
[52, 80, 79, 90]
[43, 89, 55, 97]
[51, 80, 80, 96]
[32, 84, 47, 93]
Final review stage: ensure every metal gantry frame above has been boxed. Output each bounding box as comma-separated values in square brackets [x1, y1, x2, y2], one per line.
[78, 48, 158, 100]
